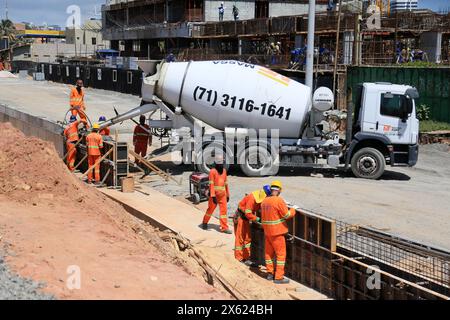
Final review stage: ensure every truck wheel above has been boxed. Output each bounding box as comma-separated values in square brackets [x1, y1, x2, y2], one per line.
[196, 143, 230, 174]
[239, 145, 278, 177]
[351, 147, 386, 180]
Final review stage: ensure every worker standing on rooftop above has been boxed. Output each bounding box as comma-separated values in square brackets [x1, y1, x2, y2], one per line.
[86, 123, 104, 185]
[133, 115, 152, 166]
[202, 155, 231, 234]
[63, 115, 80, 172]
[70, 79, 88, 126]
[261, 181, 297, 284]
[233, 185, 271, 264]
[218, 2, 225, 21]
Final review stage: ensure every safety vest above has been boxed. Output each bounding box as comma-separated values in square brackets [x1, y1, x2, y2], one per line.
[64, 121, 79, 142]
[70, 87, 85, 108]
[133, 124, 150, 144]
[209, 168, 229, 199]
[238, 193, 260, 221]
[86, 132, 103, 156]
[260, 196, 296, 236]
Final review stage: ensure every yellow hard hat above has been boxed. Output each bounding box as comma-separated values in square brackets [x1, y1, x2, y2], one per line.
[252, 189, 267, 204]
[270, 180, 283, 191]
[92, 123, 100, 130]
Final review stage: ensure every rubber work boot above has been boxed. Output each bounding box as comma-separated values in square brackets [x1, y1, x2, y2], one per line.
[266, 274, 274, 281]
[222, 229, 232, 234]
[274, 277, 290, 284]
[244, 260, 258, 268]
[201, 223, 208, 230]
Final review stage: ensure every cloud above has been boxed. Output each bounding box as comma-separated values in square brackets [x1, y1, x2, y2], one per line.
[6, 0, 104, 26]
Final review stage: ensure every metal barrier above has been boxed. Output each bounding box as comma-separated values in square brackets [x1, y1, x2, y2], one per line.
[37, 63, 143, 96]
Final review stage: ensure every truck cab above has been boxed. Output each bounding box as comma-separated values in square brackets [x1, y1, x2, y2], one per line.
[347, 82, 419, 179]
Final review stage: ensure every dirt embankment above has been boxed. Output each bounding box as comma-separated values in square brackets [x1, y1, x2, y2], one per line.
[0, 123, 227, 299]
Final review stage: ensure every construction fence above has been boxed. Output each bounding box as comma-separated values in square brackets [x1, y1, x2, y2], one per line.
[347, 66, 450, 123]
[37, 63, 143, 96]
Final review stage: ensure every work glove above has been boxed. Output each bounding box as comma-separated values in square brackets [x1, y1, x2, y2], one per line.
[291, 205, 300, 211]
[212, 197, 218, 205]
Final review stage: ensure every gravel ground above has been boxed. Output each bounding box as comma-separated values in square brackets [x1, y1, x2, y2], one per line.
[0, 255, 54, 300]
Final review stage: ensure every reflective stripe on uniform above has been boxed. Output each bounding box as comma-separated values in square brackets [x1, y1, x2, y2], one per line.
[219, 215, 228, 219]
[261, 210, 291, 225]
[276, 261, 286, 265]
[265, 259, 273, 264]
[88, 146, 99, 149]
[214, 186, 226, 190]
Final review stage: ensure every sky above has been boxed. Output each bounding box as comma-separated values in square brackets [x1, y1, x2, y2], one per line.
[2, 0, 450, 27]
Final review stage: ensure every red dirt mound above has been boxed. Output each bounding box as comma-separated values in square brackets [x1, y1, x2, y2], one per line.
[0, 122, 101, 207]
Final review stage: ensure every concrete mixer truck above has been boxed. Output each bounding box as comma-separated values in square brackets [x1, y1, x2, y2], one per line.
[101, 60, 419, 179]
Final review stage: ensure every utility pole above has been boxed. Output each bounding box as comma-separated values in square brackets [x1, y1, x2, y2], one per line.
[5, 0, 8, 20]
[305, 0, 316, 92]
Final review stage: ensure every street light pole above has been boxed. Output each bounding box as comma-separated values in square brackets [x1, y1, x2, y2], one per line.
[305, 0, 316, 92]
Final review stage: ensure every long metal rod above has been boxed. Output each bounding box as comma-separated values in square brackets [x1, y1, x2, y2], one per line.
[333, 0, 343, 96]
[305, 0, 316, 91]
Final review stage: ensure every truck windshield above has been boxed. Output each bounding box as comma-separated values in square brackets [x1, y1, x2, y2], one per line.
[380, 93, 409, 118]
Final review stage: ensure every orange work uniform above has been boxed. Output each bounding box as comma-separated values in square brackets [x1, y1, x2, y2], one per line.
[99, 127, 110, 136]
[202, 168, 230, 231]
[86, 132, 104, 183]
[133, 124, 151, 165]
[63, 121, 80, 171]
[70, 87, 88, 125]
[234, 192, 260, 261]
[261, 196, 296, 280]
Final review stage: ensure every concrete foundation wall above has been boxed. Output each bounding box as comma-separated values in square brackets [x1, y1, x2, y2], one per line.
[269, 3, 328, 16]
[205, 1, 255, 22]
[0, 104, 64, 157]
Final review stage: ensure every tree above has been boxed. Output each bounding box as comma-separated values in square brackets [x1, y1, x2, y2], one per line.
[0, 19, 16, 62]
[0, 19, 16, 43]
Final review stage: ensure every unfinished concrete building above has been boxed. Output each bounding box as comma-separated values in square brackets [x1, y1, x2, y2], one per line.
[102, 1, 449, 68]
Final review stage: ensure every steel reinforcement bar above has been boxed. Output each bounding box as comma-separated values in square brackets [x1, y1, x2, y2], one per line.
[250, 208, 450, 300]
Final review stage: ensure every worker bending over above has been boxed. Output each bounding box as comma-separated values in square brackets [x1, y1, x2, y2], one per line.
[234, 185, 271, 264]
[64, 115, 80, 172]
[261, 181, 296, 284]
[70, 79, 88, 126]
[133, 115, 152, 166]
[86, 123, 104, 184]
[202, 156, 231, 234]
[98, 116, 110, 136]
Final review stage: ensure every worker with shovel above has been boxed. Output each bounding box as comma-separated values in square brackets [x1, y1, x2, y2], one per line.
[261, 181, 297, 284]
[64, 115, 80, 172]
[233, 185, 272, 265]
[202, 155, 231, 234]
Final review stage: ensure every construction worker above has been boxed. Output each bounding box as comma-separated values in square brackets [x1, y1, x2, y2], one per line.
[133, 115, 152, 166]
[233, 185, 272, 264]
[70, 79, 88, 126]
[98, 116, 110, 136]
[261, 181, 297, 284]
[86, 123, 104, 184]
[63, 115, 80, 172]
[202, 155, 231, 234]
